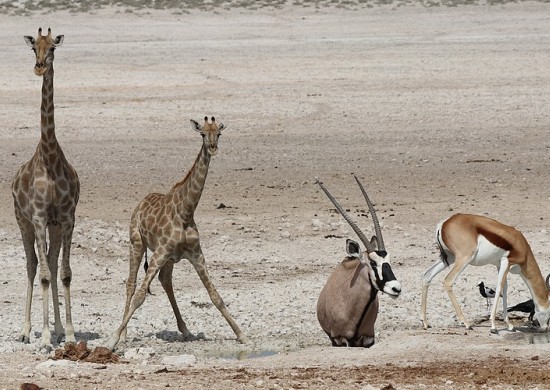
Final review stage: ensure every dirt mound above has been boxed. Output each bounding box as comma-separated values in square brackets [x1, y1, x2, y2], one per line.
[51, 341, 121, 364]
[20, 384, 41, 390]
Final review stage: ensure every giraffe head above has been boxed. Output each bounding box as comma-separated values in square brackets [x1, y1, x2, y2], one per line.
[24, 27, 64, 76]
[190, 116, 226, 156]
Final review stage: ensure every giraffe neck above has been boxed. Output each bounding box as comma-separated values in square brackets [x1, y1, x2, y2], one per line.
[171, 144, 211, 221]
[39, 63, 61, 169]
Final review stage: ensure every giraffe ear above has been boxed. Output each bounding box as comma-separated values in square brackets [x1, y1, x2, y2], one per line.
[54, 35, 64, 46]
[190, 119, 202, 133]
[218, 123, 226, 132]
[24, 36, 35, 47]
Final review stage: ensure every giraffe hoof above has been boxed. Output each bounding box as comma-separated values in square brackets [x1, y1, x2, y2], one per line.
[40, 344, 53, 354]
[18, 335, 30, 344]
[237, 334, 250, 344]
[181, 333, 195, 341]
[490, 328, 499, 335]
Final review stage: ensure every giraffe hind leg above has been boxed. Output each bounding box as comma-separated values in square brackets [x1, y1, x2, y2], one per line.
[120, 227, 145, 343]
[60, 222, 76, 343]
[16, 212, 37, 344]
[107, 249, 168, 351]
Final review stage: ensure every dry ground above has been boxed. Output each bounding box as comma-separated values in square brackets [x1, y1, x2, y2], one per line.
[1, 1, 550, 389]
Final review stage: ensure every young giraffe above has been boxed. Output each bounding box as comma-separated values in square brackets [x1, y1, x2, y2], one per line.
[12, 28, 80, 350]
[107, 117, 247, 350]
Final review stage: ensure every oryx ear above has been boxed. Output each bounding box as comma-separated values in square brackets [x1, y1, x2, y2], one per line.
[54, 35, 64, 46]
[24, 36, 35, 47]
[190, 119, 202, 133]
[346, 239, 362, 259]
[218, 123, 226, 132]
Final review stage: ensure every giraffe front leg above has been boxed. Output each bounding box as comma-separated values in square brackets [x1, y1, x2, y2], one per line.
[20, 283, 34, 344]
[158, 262, 193, 340]
[34, 220, 54, 350]
[192, 252, 248, 344]
[48, 224, 65, 343]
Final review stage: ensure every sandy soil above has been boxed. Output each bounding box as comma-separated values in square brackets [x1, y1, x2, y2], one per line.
[1, 1, 550, 389]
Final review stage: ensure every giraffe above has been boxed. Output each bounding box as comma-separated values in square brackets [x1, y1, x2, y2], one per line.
[107, 116, 247, 350]
[12, 28, 80, 350]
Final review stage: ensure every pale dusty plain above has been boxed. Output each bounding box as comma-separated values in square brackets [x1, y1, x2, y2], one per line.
[1, 2, 550, 389]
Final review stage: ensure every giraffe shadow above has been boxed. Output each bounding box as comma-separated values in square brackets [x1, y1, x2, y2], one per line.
[150, 330, 208, 343]
[30, 331, 101, 345]
[75, 331, 102, 342]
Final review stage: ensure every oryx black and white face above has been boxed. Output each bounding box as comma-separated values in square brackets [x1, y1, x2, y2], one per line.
[319, 177, 401, 298]
[365, 249, 401, 298]
[346, 239, 400, 298]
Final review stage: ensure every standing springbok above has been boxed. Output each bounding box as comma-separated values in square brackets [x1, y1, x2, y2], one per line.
[421, 213, 550, 333]
[316, 177, 401, 347]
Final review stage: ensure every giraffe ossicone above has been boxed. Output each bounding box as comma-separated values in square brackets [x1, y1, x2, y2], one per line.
[107, 115, 247, 351]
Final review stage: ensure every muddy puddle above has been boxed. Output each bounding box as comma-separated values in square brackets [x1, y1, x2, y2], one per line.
[205, 349, 279, 360]
[504, 330, 550, 345]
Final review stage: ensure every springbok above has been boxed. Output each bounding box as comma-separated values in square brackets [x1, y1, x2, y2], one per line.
[421, 213, 550, 333]
[315, 177, 401, 347]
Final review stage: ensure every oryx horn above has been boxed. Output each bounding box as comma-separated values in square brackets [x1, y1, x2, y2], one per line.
[316, 178, 376, 254]
[354, 175, 385, 253]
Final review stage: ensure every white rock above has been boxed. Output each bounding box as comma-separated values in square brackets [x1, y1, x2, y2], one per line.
[124, 347, 156, 361]
[36, 359, 77, 370]
[160, 354, 197, 368]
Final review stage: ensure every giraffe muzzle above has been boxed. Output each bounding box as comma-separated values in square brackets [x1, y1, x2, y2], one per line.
[34, 62, 47, 75]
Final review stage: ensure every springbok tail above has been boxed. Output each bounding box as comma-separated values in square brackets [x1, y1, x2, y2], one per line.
[436, 227, 449, 267]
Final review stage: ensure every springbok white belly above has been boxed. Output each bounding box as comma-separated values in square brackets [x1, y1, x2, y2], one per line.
[470, 235, 509, 267]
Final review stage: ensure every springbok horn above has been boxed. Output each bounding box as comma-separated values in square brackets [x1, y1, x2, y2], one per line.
[354, 175, 385, 253]
[316, 178, 376, 254]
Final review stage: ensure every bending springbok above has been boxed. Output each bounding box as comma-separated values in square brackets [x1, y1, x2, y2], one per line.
[421, 213, 550, 333]
[316, 177, 401, 347]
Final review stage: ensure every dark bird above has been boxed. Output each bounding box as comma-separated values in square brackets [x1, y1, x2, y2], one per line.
[507, 299, 535, 323]
[477, 282, 496, 309]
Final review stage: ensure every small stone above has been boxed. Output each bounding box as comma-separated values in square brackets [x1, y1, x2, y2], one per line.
[160, 354, 197, 368]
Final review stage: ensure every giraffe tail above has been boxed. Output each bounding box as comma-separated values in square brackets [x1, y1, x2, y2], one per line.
[143, 251, 153, 295]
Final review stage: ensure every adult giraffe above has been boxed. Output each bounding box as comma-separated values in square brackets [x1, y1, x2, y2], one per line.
[107, 117, 247, 350]
[12, 28, 80, 350]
